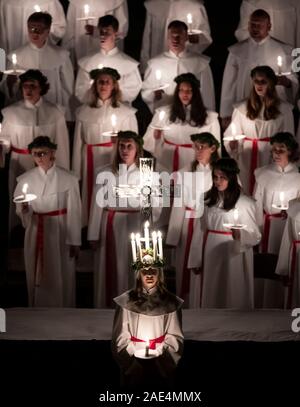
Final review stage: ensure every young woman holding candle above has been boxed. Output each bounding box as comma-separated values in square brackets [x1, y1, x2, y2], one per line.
[166, 132, 220, 307]
[188, 158, 261, 309]
[253, 132, 300, 307]
[88, 131, 143, 308]
[224, 65, 295, 195]
[72, 67, 138, 226]
[143, 72, 220, 174]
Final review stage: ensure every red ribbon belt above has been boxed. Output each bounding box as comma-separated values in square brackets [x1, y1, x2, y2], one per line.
[105, 208, 139, 307]
[244, 137, 270, 194]
[200, 229, 233, 306]
[11, 145, 30, 154]
[34, 208, 67, 286]
[87, 142, 113, 217]
[131, 335, 166, 350]
[261, 211, 283, 253]
[164, 139, 193, 172]
[181, 207, 195, 298]
[287, 239, 300, 309]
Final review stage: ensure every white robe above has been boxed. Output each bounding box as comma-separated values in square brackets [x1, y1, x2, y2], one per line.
[0, 0, 66, 53]
[140, 0, 212, 73]
[253, 163, 300, 307]
[220, 36, 299, 118]
[275, 199, 300, 308]
[166, 163, 212, 307]
[224, 100, 295, 195]
[141, 50, 215, 113]
[235, 0, 300, 49]
[72, 99, 138, 226]
[188, 194, 261, 309]
[0, 98, 70, 230]
[88, 163, 141, 308]
[75, 47, 142, 104]
[143, 105, 220, 173]
[14, 165, 81, 307]
[5, 41, 74, 120]
[62, 0, 128, 63]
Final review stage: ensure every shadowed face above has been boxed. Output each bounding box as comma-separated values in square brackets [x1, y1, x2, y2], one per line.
[118, 138, 137, 166]
[167, 27, 187, 54]
[248, 17, 271, 42]
[253, 74, 269, 98]
[178, 82, 193, 106]
[96, 74, 114, 100]
[194, 141, 216, 165]
[141, 268, 159, 290]
[213, 169, 229, 192]
[98, 25, 117, 51]
[271, 142, 290, 167]
[22, 79, 42, 104]
[28, 22, 50, 48]
[31, 147, 55, 171]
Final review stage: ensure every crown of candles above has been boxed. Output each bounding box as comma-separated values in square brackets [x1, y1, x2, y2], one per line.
[130, 221, 165, 271]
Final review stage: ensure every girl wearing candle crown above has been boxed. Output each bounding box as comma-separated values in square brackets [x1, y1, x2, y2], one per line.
[188, 158, 261, 309]
[166, 132, 220, 307]
[112, 231, 184, 389]
[253, 132, 300, 308]
[88, 131, 143, 308]
[143, 72, 220, 174]
[72, 67, 138, 226]
[224, 65, 294, 195]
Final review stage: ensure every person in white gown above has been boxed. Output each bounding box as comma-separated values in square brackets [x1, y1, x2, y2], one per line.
[0, 69, 70, 232]
[188, 158, 261, 309]
[235, 0, 300, 49]
[224, 65, 295, 195]
[140, 0, 212, 73]
[4, 12, 74, 120]
[62, 0, 128, 63]
[72, 67, 138, 226]
[75, 15, 142, 105]
[14, 136, 81, 307]
[88, 131, 143, 308]
[166, 132, 220, 307]
[141, 19, 215, 114]
[0, 0, 66, 53]
[254, 132, 300, 307]
[220, 9, 298, 130]
[143, 72, 220, 174]
[112, 240, 183, 388]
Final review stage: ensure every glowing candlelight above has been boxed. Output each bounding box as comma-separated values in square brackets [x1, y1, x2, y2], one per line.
[155, 69, 162, 87]
[279, 191, 285, 206]
[135, 233, 142, 260]
[111, 114, 117, 133]
[233, 208, 239, 224]
[144, 221, 150, 250]
[34, 4, 41, 12]
[131, 233, 137, 262]
[277, 55, 282, 75]
[231, 122, 237, 140]
[12, 53, 17, 72]
[152, 231, 157, 261]
[187, 13, 193, 32]
[22, 183, 28, 200]
[158, 110, 165, 122]
[84, 4, 90, 18]
[157, 231, 163, 259]
[97, 63, 103, 69]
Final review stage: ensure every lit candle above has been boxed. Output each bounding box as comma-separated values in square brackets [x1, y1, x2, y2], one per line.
[152, 231, 157, 260]
[34, 4, 41, 12]
[231, 122, 237, 140]
[187, 13, 193, 32]
[277, 55, 282, 75]
[233, 208, 239, 224]
[135, 233, 142, 260]
[279, 191, 285, 207]
[22, 183, 28, 200]
[111, 114, 117, 133]
[97, 63, 103, 69]
[145, 339, 150, 357]
[157, 231, 163, 259]
[12, 53, 17, 72]
[144, 221, 150, 250]
[131, 233, 137, 262]
[158, 110, 165, 122]
[84, 4, 90, 18]
[155, 69, 162, 87]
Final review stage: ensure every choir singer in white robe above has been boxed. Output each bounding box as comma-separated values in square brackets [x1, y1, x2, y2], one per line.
[14, 136, 81, 307]
[72, 67, 138, 226]
[141, 20, 215, 114]
[75, 15, 142, 105]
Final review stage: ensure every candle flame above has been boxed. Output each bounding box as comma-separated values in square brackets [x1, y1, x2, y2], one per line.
[98, 63, 103, 69]
[84, 4, 90, 16]
[231, 122, 236, 136]
[159, 110, 165, 121]
[111, 114, 117, 127]
[131, 233, 135, 240]
[12, 53, 17, 65]
[279, 191, 284, 202]
[34, 5, 41, 12]
[145, 221, 149, 228]
[155, 69, 162, 81]
[277, 56, 282, 67]
[157, 231, 162, 238]
[233, 208, 239, 222]
[187, 13, 193, 24]
[22, 183, 28, 195]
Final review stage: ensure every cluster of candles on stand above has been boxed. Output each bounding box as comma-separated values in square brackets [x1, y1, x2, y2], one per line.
[130, 221, 163, 263]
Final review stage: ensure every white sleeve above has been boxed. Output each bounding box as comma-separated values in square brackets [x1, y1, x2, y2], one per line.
[60, 55, 75, 119]
[75, 66, 90, 103]
[54, 114, 70, 170]
[119, 67, 142, 104]
[66, 178, 82, 245]
[199, 64, 215, 112]
[72, 119, 83, 179]
[49, 0, 67, 43]
[234, 1, 250, 42]
[220, 52, 239, 118]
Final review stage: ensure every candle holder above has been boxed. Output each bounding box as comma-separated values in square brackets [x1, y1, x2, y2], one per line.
[13, 193, 37, 203]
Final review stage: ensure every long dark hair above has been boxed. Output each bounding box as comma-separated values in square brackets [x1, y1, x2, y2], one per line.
[206, 158, 241, 210]
[128, 267, 168, 304]
[170, 78, 207, 127]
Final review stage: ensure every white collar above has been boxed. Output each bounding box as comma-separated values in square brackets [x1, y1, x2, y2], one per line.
[96, 98, 111, 107]
[29, 39, 48, 51]
[274, 162, 294, 173]
[250, 35, 270, 46]
[100, 46, 119, 56]
[167, 49, 187, 58]
[24, 97, 43, 109]
[38, 163, 56, 176]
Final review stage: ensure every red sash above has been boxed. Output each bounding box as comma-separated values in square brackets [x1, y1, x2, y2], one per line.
[244, 137, 270, 194]
[287, 239, 300, 309]
[131, 334, 166, 350]
[11, 145, 30, 155]
[164, 139, 193, 172]
[261, 211, 283, 253]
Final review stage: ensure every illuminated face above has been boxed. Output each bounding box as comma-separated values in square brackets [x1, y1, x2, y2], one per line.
[194, 141, 216, 164]
[213, 169, 229, 192]
[248, 17, 271, 42]
[167, 27, 187, 54]
[271, 142, 290, 167]
[98, 25, 117, 50]
[253, 74, 269, 98]
[96, 74, 115, 101]
[178, 82, 193, 106]
[22, 80, 42, 104]
[118, 138, 137, 166]
[141, 268, 159, 290]
[31, 147, 55, 171]
[28, 22, 50, 48]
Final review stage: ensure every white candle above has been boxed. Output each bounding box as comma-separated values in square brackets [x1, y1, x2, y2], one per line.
[233, 208, 239, 224]
[22, 183, 28, 199]
[277, 55, 282, 75]
[187, 13, 193, 31]
[84, 4, 90, 18]
[231, 122, 237, 140]
[12, 53, 17, 70]
[144, 221, 150, 250]
[152, 231, 157, 260]
[131, 233, 137, 262]
[159, 110, 165, 122]
[97, 63, 103, 69]
[157, 231, 163, 259]
[155, 69, 162, 82]
[34, 4, 41, 12]
[111, 114, 117, 133]
[135, 233, 143, 260]
[279, 191, 285, 206]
